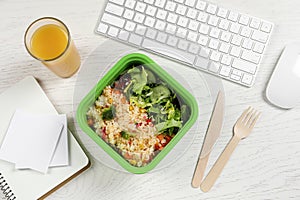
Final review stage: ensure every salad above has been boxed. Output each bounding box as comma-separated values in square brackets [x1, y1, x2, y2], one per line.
[86, 65, 188, 167]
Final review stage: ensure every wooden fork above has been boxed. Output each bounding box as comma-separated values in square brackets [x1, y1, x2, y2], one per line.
[200, 107, 261, 192]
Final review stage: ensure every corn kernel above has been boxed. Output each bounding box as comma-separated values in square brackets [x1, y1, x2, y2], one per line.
[129, 105, 134, 111]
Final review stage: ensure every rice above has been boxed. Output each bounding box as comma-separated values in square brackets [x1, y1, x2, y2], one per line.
[87, 86, 159, 167]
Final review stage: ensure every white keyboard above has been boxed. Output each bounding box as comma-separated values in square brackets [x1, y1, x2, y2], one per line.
[96, 0, 274, 87]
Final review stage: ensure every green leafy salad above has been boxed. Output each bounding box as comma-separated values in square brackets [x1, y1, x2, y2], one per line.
[116, 65, 187, 138]
[87, 65, 189, 167]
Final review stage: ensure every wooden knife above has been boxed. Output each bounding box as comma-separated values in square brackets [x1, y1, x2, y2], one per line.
[191, 91, 225, 188]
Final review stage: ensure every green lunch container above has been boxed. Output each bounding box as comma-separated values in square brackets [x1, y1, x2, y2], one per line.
[76, 53, 198, 174]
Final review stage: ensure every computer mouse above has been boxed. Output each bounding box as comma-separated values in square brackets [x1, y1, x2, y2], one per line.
[266, 43, 300, 109]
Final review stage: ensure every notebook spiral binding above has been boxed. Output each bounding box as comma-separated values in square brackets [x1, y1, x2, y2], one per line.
[0, 173, 16, 200]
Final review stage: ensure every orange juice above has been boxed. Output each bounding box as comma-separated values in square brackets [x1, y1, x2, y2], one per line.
[25, 18, 81, 78]
[31, 24, 68, 60]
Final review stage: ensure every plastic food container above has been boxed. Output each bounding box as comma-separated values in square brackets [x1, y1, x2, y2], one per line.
[76, 53, 198, 174]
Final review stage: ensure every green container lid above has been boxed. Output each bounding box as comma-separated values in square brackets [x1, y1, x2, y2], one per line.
[76, 53, 198, 174]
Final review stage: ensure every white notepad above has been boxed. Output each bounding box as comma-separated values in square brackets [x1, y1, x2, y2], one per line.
[0, 110, 65, 173]
[0, 76, 90, 200]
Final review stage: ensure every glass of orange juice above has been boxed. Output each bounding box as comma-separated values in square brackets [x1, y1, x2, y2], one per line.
[24, 17, 81, 78]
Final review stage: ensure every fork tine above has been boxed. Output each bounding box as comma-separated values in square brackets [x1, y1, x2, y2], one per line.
[242, 107, 254, 124]
[249, 111, 261, 130]
[246, 110, 258, 126]
[237, 107, 251, 124]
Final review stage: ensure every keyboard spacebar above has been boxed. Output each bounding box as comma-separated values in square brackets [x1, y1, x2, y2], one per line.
[141, 39, 196, 65]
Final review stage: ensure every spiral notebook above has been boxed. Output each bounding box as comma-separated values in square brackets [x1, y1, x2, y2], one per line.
[0, 76, 90, 200]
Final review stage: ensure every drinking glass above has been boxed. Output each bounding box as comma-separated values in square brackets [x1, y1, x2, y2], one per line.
[24, 17, 81, 78]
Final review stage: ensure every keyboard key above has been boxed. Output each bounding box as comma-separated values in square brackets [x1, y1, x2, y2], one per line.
[210, 51, 221, 62]
[108, 26, 119, 37]
[230, 46, 241, 57]
[242, 73, 253, 85]
[166, 36, 178, 46]
[135, 25, 146, 35]
[194, 56, 209, 69]
[231, 35, 243, 46]
[145, 28, 157, 39]
[199, 47, 211, 58]
[228, 11, 239, 22]
[165, 1, 176, 12]
[101, 13, 125, 28]
[196, 1, 207, 10]
[242, 39, 254, 50]
[97, 23, 108, 33]
[208, 16, 219, 26]
[198, 35, 209, 46]
[133, 13, 145, 23]
[240, 27, 252, 37]
[250, 18, 261, 29]
[176, 27, 187, 38]
[229, 23, 240, 34]
[217, 8, 228, 18]
[220, 32, 232, 42]
[230, 73, 241, 81]
[144, 16, 155, 27]
[232, 69, 243, 77]
[123, 9, 134, 20]
[209, 27, 221, 38]
[156, 32, 168, 43]
[188, 43, 200, 54]
[185, 0, 196, 7]
[187, 31, 198, 42]
[219, 65, 231, 76]
[218, 19, 230, 30]
[199, 24, 210, 34]
[177, 39, 189, 50]
[232, 59, 257, 74]
[209, 62, 220, 73]
[219, 43, 230, 53]
[125, 21, 136, 31]
[221, 54, 232, 65]
[187, 8, 198, 19]
[261, 22, 272, 33]
[197, 12, 208, 23]
[208, 39, 220, 49]
[188, 20, 199, 31]
[156, 9, 167, 20]
[154, 0, 166, 8]
[118, 30, 130, 41]
[125, 0, 136, 9]
[155, 20, 166, 30]
[251, 30, 269, 43]
[167, 13, 178, 24]
[177, 16, 189, 27]
[206, 4, 217, 14]
[238, 15, 250, 26]
[166, 24, 177, 34]
[146, 5, 157, 16]
[105, 3, 124, 16]
[128, 33, 143, 45]
[176, 4, 187, 15]
[135, 2, 146, 12]
[253, 42, 265, 54]
[241, 50, 261, 64]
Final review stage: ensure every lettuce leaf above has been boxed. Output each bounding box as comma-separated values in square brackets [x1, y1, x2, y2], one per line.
[155, 118, 182, 132]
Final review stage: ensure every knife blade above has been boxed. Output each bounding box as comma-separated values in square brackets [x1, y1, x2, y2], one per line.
[191, 91, 225, 188]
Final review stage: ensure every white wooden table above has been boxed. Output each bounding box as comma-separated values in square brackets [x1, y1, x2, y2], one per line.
[1, 0, 300, 199]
